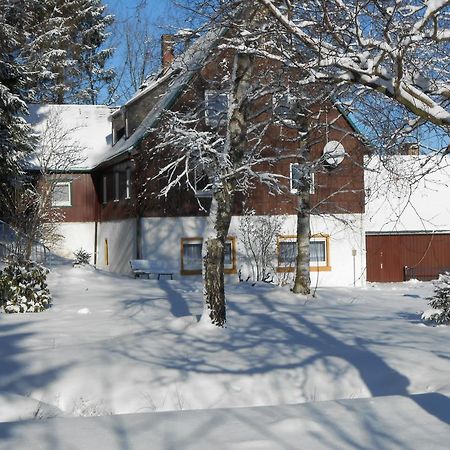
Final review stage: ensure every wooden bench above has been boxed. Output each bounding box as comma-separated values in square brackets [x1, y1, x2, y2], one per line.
[130, 259, 175, 280]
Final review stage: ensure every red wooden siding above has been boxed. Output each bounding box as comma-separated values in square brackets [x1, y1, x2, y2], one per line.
[366, 233, 450, 282]
[52, 174, 99, 222]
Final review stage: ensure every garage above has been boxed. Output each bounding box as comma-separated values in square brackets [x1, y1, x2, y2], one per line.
[366, 232, 450, 282]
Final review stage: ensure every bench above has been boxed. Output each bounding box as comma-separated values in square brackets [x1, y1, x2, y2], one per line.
[130, 259, 175, 280]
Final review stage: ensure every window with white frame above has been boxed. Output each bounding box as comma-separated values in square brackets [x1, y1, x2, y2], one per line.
[310, 237, 328, 267]
[205, 90, 229, 127]
[278, 238, 297, 267]
[181, 237, 236, 274]
[290, 163, 315, 195]
[277, 234, 330, 272]
[181, 238, 203, 274]
[52, 181, 72, 207]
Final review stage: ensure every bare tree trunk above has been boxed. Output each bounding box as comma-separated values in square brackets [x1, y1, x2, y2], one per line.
[201, 51, 253, 327]
[293, 185, 311, 294]
[203, 182, 234, 327]
[293, 117, 312, 294]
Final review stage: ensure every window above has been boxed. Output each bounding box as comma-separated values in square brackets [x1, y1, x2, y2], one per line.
[310, 240, 326, 265]
[113, 126, 125, 145]
[102, 169, 131, 204]
[205, 90, 229, 127]
[125, 168, 131, 199]
[278, 237, 297, 269]
[52, 181, 72, 207]
[273, 91, 297, 122]
[114, 172, 120, 202]
[192, 167, 213, 198]
[290, 163, 315, 195]
[102, 176, 107, 204]
[181, 238, 203, 274]
[277, 234, 330, 272]
[181, 237, 237, 275]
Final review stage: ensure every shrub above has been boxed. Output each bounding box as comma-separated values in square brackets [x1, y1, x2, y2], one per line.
[422, 272, 450, 325]
[0, 258, 51, 313]
[73, 248, 91, 266]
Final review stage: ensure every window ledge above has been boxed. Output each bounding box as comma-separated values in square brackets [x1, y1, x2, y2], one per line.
[310, 266, 332, 272]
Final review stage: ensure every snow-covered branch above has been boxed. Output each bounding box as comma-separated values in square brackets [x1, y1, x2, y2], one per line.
[257, 0, 450, 131]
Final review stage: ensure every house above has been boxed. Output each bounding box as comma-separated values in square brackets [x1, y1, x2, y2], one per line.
[25, 25, 373, 287]
[365, 153, 450, 281]
[26, 104, 114, 260]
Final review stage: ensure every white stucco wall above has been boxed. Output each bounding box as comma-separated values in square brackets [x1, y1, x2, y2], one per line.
[52, 222, 96, 263]
[96, 219, 137, 275]
[365, 155, 450, 233]
[139, 214, 366, 287]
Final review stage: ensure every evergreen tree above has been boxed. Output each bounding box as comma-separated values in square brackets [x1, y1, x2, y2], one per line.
[423, 273, 450, 325]
[0, 1, 34, 215]
[23, 0, 115, 104]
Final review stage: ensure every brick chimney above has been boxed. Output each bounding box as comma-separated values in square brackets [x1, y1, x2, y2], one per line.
[161, 34, 175, 69]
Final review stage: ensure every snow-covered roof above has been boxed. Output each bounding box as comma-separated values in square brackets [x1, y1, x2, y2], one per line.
[27, 104, 114, 171]
[97, 25, 227, 168]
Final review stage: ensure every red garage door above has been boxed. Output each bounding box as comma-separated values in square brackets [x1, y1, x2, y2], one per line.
[366, 233, 450, 282]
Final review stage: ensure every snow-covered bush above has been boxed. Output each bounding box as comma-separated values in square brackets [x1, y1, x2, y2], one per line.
[422, 272, 450, 325]
[73, 248, 91, 266]
[0, 259, 51, 313]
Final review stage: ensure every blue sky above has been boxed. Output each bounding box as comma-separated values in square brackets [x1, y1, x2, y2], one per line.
[106, 0, 177, 30]
[102, 0, 185, 104]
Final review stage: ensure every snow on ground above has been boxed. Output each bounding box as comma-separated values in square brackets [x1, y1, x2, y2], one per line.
[1, 262, 450, 448]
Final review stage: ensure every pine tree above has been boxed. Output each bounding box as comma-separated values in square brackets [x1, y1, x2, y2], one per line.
[0, 1, 34, 214]
[423, 273, 450, 325]
[23, 0, 115, 104]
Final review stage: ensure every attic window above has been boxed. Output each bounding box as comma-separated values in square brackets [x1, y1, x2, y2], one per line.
[273, 90, 297, 123]
[290, 163, 315, 195]
[205, 91, 229, 127]
[192, 167, 212, 198]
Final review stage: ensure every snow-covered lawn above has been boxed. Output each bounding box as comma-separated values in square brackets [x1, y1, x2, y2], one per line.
[1, 263, 449, 448]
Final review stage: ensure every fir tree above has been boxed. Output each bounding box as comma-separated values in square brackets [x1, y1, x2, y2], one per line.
[23, 0, 115, 104]
[423, 273, 450, 325]
[0, 1, 34, 217]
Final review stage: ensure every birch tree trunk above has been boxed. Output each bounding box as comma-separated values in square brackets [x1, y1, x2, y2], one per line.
[293, 118, 311, 295]
[292, 185, 311, 294]
[201, 51, 253, 327]
[203, 182, 234, 327]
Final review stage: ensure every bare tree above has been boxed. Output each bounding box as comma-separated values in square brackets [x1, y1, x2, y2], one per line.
[239, 209, 285, 282]
[257, 0, 450, 132]
[12, 108, 86, 259]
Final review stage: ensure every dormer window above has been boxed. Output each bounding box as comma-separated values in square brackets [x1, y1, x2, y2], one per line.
[112, 111, 128, 145]
[112, 126, 125, 145]
[205, 90, 229, 127]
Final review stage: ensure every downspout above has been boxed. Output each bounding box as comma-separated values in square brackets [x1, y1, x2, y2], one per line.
[93, 174, 101, 267]
[94, 220, 98, 266]
[136, 215, 142, 259]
